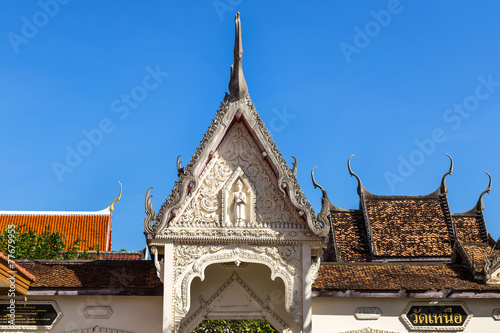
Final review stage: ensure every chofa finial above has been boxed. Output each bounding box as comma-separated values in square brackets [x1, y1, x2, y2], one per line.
[228, 12, 248, 101]
[110, 181, 122, 213]
[348, 155, 364, 196]
[476, 171, 492, 212]
[176, 155, 184, 176]
[291, 156, 298, 177]
[439, 153, 453, 194]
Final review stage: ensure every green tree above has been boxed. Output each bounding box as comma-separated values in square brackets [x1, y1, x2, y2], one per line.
[0, 224, 100, 260]
[193, 319, 276, 333]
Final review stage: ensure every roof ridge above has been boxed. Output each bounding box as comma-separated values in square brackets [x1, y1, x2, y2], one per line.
[0, 207, 111, 216]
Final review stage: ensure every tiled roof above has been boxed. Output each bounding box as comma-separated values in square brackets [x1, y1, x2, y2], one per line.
[364, 198, 453, 257]
[313, 263, 500, 292]
[453, 214, 487, 243]
[330, 211, 370, 262]
[93, 251, 145, 261]
[17, 260, 162, 293]
[0, 252, 36, 281]
[0, 253, 36, 295]
[0, 209, 112, 251]
[462, 243, 491, 272]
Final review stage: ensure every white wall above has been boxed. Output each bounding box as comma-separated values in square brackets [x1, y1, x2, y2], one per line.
[26, 295, 162, 333]
[312, 297, 500, 333]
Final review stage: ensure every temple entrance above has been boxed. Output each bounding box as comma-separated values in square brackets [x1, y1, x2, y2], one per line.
[178, 263, 295, 333]
[193, 319, 277, 332]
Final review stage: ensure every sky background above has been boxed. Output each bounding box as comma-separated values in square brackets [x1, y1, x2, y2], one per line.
[1, 1, 499, 251]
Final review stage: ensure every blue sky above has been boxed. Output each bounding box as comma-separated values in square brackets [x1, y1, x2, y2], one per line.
[1, 1, 499, 251]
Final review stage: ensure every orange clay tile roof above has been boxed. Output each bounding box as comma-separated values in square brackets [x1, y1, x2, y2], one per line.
[313, 263, 500, 292]
[0, 252, 36, 295]
[17, 260, 162, 293]
[0, 252, 36, 282]
[330, 211, 370, 262]
[364, 199, 453, 257]
[453, 214, 487, 243]
[75, 251, 145, 260]
[0, 211, 111, 251]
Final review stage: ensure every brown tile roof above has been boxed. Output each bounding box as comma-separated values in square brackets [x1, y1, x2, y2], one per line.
[313, 263, 500, 292]
[331, 211, 370, 262]
[364, 198, 453, 257]
[0, 211, 111, 251]
[453, 214, 487, 243]
[16, 260, 162, 293]
[462, 243, 491, 272]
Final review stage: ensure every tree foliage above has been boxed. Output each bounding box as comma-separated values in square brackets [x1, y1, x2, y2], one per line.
[192, 319, 276, 333]
[0, 224, 100, 260]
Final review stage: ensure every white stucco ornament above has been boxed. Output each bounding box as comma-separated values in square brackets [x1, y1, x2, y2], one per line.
[354, 307, 382, 320]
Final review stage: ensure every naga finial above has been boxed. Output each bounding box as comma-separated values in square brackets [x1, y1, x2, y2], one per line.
[348, 155, 364, 196]
[440, 153, 453, 194]
[291, 156, 298, 177]
[144, 187, 157, 234]
[110, 181, 122, 213]
[177, 155, 184, 176]
[228, 12, 248, 100]
[476, 171, 492, 212]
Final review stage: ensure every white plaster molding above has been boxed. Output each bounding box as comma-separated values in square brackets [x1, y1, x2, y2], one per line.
[67, 326, 133, 333]
[179, 272, 290, 332]
[354, 307, 381, 320]
[492, 308, 500, 320]
[0, 208, 111, 216]
[310, 248, 323, 284]
[155, 227, 322, 244]
[83, 306, 113, 319]
[340, 328, 398, 333]
[150, 246, 164, 283]
[172, 244, 303, 327]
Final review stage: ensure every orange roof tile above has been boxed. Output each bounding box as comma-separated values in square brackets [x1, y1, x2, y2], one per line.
[0, 252, 36, 295]
[0, 210, 111, 251]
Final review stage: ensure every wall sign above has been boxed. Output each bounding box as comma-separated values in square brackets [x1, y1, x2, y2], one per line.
[401, 302, 472, 331]
[0, 300, 63, 331]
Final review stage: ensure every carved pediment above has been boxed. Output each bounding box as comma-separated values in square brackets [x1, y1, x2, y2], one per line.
[159, 122, 321, 244]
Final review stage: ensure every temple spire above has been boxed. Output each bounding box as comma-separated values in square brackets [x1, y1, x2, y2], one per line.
[228, 12, 248, 100]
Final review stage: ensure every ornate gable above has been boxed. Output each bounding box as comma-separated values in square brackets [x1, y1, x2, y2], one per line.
[144, 13, 325, 332]
[154, 121, 321, 244]
[143, 14, 327, 243]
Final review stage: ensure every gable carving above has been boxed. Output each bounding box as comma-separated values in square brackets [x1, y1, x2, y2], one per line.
[172, 243, 303, 326]
[168, 122, 305, 232]
[179, 272, 290, 332]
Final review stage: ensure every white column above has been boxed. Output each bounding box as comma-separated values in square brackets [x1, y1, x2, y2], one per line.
[302, 243, 312, 333]
[163, 242, 175, 332]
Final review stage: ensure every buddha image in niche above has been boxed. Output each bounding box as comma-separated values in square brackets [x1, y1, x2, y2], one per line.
[232, 179, 247, 225]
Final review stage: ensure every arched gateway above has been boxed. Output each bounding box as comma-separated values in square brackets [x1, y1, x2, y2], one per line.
[143, 13, 328, 333]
